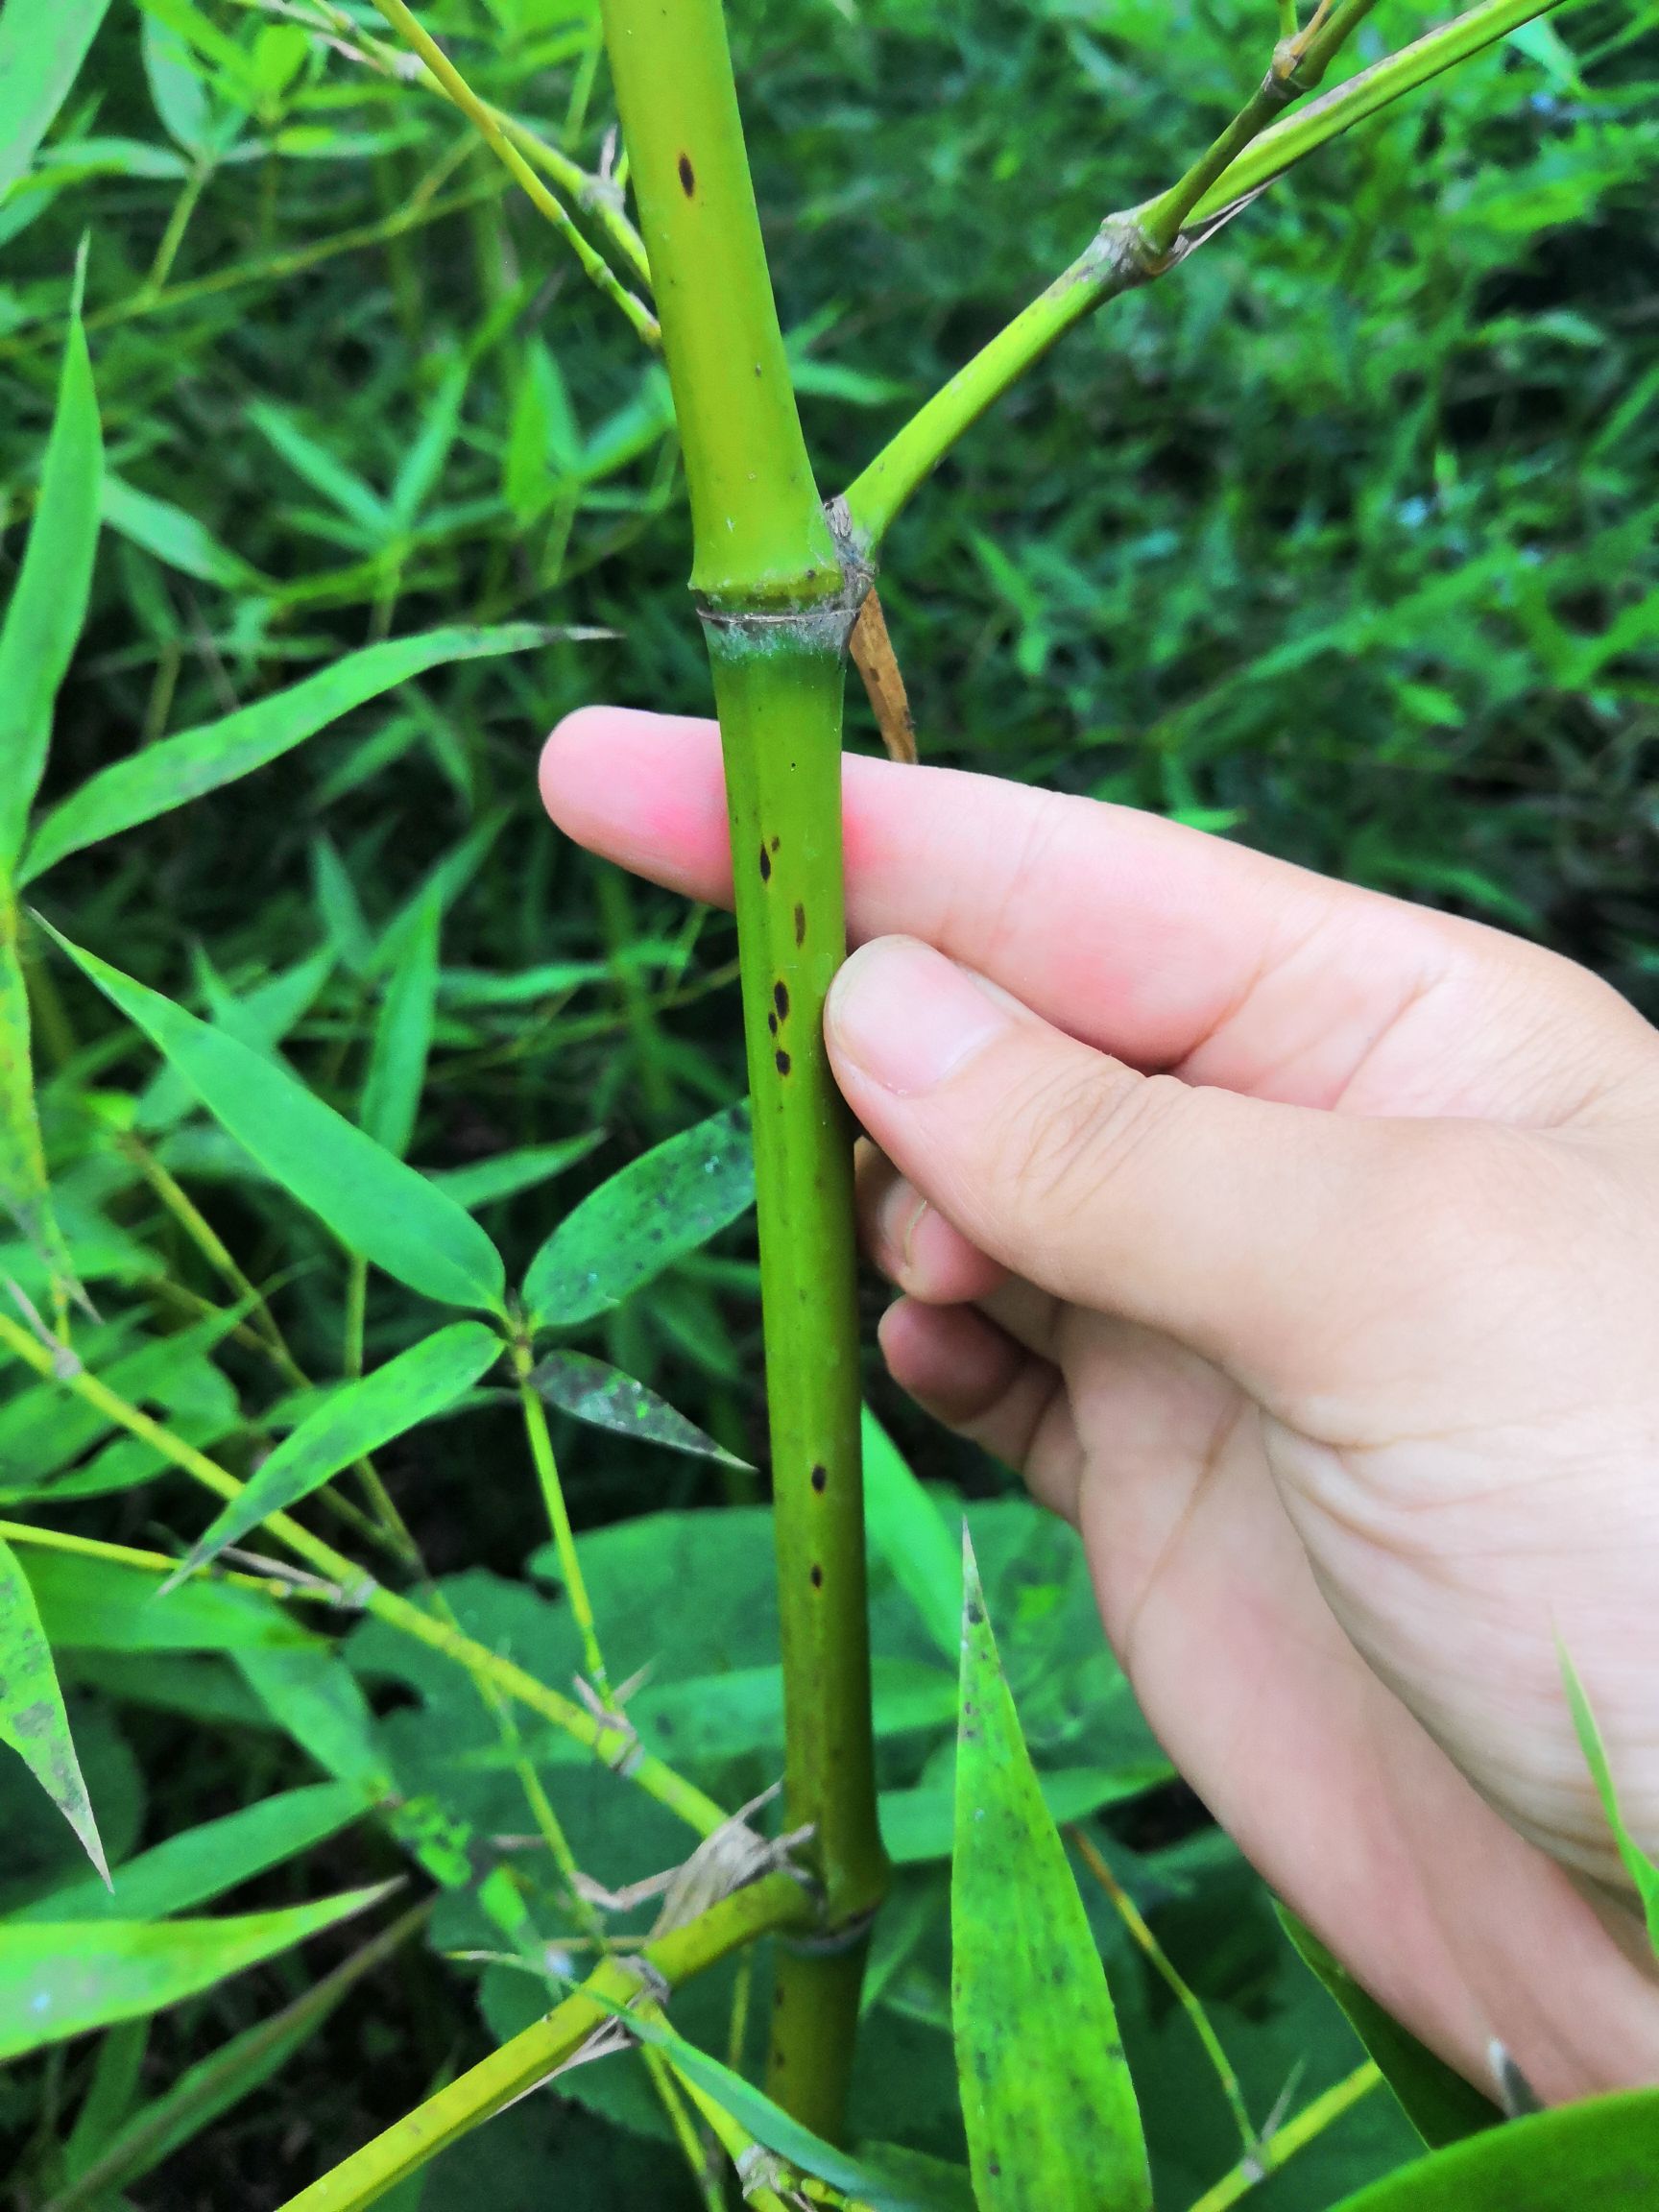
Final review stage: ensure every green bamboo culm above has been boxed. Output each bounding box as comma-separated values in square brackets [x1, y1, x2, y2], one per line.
[598, 0, 889, 2141]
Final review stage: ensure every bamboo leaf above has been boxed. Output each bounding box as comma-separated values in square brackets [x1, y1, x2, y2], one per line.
[22, 1549, 317, 1653]
[0, 310, 102, 865]
[0, 891, 75, 1303]
[39, 923, 507, 1311]
[862, 1407, 961, 1662]
[20, 625, 549, 884]
[1559, 1644, 1659, 1959]
[14, 1779, 367, 1922]
[101, 472, 267, 591]
[360, 888, 440, 1160]
[952, 1530, 1151, 2211]
[885, 1758, 1171, 1868]
[0, 1881, 395, 2058]
[174, 1321, 501, 1580]
[0, 0, 116, 196]
[45, 1904, 429, 2210]
[1329, 2087, 1659, 2209]
[1278, 1907, 1500, 2149]
[423, 1132, 603, 1213]
[0, 1531, 106, 1883]
[528, 1349, 750, 1469]
[234, 1646, 393, 1793]
[616, 2007, 937, 2212]
[523, 1100, 754, 1331]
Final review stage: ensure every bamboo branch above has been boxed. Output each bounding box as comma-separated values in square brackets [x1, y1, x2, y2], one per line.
[366, 0, 660, 346]
[0, 1313, 724, 1838]
[1185, 2062, 1382, 2211]
[840, 0, 1580, 551]
[274, 1873, 814, 2211]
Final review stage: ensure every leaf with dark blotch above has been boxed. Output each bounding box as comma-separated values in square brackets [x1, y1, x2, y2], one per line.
[952, 1529, 1151, 2212]
[1279, 1907, 1500, 2149]
[20, 625, 549, 884]
[39, 923, 506, 1313]
[172, 1320, 502, 1581]
[0, 1883, 395, 2059]
[523, 1100, 754, 1330]
[529, 1349, 750, 1469]
[0, 1532, 106, 1882]
[1328, 2087, 1659, 2209]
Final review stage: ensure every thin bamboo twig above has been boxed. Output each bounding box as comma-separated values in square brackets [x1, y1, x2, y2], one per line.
[1070, 1826, 1255, 2153]
[1185, 2062, 1383, 2211]
[511, 1332, 611, 1698]
[0, 1313, 724, 1837]
[840, 0, 1580, 551]
[366, 0, 660, 346]
[232, 0, 653, 288]
[274, 1873, 814, 2211]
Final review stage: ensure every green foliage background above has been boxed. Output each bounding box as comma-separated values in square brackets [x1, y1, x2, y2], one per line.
[1, 0, 1655, 2201]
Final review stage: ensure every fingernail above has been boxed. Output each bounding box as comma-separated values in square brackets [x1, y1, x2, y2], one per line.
[876, 1176, 927, 1271]
[828, 938, 1013, 1094]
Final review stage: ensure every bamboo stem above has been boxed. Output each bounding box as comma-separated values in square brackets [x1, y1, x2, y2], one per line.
[511, 1333, 611, 1697]
[274, 1873, 814, 2211]
[598, 0, 887, 2137]
[1185, 2062, 1382, 2211]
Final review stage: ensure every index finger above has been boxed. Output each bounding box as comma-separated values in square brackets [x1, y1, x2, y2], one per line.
[540, 707, 1649, 1121]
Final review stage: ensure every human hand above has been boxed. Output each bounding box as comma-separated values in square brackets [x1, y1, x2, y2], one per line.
[541, 707, 1659, 2104]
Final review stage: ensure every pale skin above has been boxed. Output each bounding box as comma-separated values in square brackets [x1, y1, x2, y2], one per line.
[541, 706, 1659, 2107]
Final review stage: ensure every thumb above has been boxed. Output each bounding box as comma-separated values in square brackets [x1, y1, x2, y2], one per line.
[826, 935, 1450, 1397]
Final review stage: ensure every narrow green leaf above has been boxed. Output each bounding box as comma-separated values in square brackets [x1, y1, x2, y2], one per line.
[46, 1904, 427, 2209]
[528, 1349, 750, 1469]
[616, 2006, 936, 2212]
[1560, 1645, 1659, 1959]
[423, 1133, 603, 1212]
[22, 1549, 316, 1654]
[0, 891, 75, 1300]
[0, 1532, 106, 1882]
[863, 1407, 961, 1662]
[391, 357, 469, 528]
[0, 311, 102, 865]
[175, 1321, 501, 1580]
[247, 401, 391, 534]
[953, 1531, 1151, 2211]
[1278, 1907, 1500, 2149]
[101, 473, 265, 591]
[360, 889, 440, 1160]
[523, 1100, 754, 1330]
[0, 0, 115, 196]
[20, 625, 548, 883]
[1329, 2087, 1659, 2209]
[234, 1646, 393, 1793]
[40, 924, 506, 1311]
[0, 1882, 394, 2058]
[15, 1780, 366, 1922]
[313, 837, 375, 977]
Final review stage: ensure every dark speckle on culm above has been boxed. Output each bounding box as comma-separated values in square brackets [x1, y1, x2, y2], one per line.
[793, 902, 805, 945]
[809, 1563, 823, 1588]
[758, 843, 771, 882]
[775, 1048, 791, 1075]
[773, 980, 789, 1020]
[677, 153, 695, 195]
[810, 1463, 827, 1492]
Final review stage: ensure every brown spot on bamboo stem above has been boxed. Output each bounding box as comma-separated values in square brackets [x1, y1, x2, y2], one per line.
[810, 1463, 827, 1492]
[773, 980, 789, 1020]
[758, 843, 772, 882]
[809, 1563, 823, 1588]
[678, 154, 696, 196]
[793, 902, 805, 946]
[775, 1048, 791, 1075]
